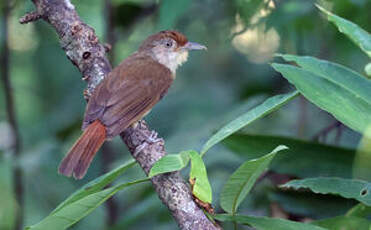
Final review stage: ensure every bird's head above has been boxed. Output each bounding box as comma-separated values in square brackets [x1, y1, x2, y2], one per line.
[139, 30, 206, 73]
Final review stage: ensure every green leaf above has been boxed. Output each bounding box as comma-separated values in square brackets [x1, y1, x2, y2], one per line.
[270, 190, 357, 219]
[223, 134, 360, 178]
[272, 63, 371, 133]
[353, 125, 371, 181]
[313, 216, 370, 230]
[281, 177, 371, 206]
[316, 4, 371, 58]
[277, 54, 371, 105]
[200, 91, 298, 156]
[365, 63, 371, 77]
[149, 150, 212, 204]
[26, 178, 149, 230]
[149, 151, 190, 178]
[346, 203, 371, 218]
[189, 150, 212, 204]
[220, 145, 288, 214]
[53, 159, 136, 214]
[213, 214, 327, 230]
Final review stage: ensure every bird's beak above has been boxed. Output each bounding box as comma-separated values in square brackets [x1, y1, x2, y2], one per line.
[184, 42, 207, 51]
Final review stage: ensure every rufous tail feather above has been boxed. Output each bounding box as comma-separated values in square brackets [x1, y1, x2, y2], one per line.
[58, 120, 106, 179]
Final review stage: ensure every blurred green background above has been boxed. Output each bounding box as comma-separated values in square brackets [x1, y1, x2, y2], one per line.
[0, 0, 370, 229]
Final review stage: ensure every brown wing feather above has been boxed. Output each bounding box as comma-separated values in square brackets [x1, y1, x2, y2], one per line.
[83, 53, 173, 138]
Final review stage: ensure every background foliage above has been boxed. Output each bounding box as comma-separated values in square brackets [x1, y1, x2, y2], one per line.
[0, 0, 370, 229]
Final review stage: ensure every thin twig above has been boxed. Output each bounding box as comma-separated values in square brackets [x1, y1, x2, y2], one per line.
[21, 0, 220, 229]
[1, 1, 24, 229]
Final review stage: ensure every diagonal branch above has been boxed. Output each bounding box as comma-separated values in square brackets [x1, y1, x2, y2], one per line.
[20, 0, 220, 229]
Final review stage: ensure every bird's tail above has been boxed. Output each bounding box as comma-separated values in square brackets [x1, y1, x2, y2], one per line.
[58, 120, 106, 179]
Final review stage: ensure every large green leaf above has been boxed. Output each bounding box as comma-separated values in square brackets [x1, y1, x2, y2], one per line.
[316, 5, 371, 58]
[313, 216, 370, 230]
[53, 159, 136, 214]
[148, 151, 190, 178]
[213, 214, 327, 230]
[282, 178, 371, 206]
[201, 91, 298, 156]
[26, 178, 149, 230]
[189, 151, 212, 204]
[277, 54, 371, 105]
[223, 134, 359, 178]
[272, 63, 371, 133]
[270, 190, 357, 219]
[220, 145, 287, 214]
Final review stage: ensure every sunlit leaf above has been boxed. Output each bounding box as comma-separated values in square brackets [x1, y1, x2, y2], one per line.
[313, 216, 370, 230]
[201, 91, 298, 156]
[220, 145, 287, 214]
[189, 150, 212, 204]
[272, 63, 371, 133]
[26, 178, 149, 230]
[281, 178, 371, 206]
[213, 214, 326, 230]
[148, 151, 190, 178]
[316, 4, 371, 58]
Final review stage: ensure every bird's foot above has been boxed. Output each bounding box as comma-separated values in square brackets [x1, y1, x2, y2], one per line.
[134, 142, 148, 156]
[147, 131, 161, 143]
[133, 131, 163, 155]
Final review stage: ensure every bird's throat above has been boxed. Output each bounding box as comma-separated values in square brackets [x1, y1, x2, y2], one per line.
[150, 49, 189, 75]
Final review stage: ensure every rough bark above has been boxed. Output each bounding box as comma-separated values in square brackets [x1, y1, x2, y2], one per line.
[21, 0, 220, 229]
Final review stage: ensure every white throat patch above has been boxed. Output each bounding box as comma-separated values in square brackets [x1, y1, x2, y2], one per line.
[152, 49, 189, 74]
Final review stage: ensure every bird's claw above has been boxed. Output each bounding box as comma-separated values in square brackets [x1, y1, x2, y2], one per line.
[134, 142, 148, 156]
[133, 131, 163, 155]
[147, 131, 160, 143]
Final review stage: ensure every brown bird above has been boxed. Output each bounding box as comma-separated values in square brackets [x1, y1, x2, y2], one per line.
[59, 30, 206, 179]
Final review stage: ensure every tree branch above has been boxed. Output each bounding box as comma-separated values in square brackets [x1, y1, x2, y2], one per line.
[21, 0, 220, 229]
[1, 1, 24, 229]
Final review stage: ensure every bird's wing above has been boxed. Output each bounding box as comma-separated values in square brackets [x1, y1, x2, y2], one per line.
[83, 55, 173, 138]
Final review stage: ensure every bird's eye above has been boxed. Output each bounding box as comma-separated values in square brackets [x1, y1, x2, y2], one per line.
[165, 41, 172, 48]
